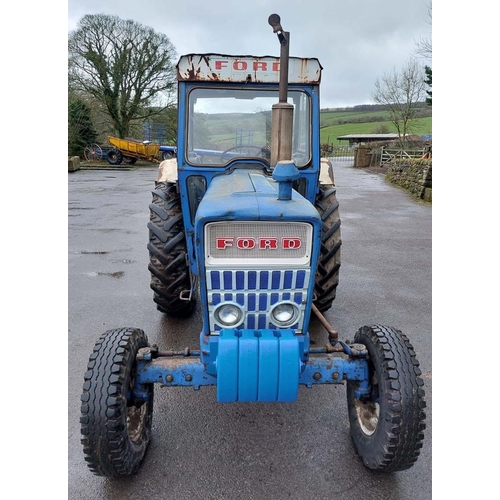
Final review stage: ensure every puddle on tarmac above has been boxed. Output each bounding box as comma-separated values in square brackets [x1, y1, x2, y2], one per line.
[86, 271, 124, 278]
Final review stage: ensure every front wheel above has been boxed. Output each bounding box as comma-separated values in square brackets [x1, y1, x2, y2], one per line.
[80, 328, 153, 477]
[346, 325, 426, 472]
[84, 144, 103, 162]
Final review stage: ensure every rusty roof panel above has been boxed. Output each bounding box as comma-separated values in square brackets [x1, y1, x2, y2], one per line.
[177, 53, 322, 84]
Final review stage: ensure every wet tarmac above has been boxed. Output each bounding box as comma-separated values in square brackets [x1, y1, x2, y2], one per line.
[68, 160, 431, 499]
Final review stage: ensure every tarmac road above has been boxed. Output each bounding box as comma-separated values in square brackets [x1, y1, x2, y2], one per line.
[68, 160, 432, 500]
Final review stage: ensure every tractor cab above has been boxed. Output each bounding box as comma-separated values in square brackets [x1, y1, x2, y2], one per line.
[158, 54, 328, 206]
[176, 54, 320, 170]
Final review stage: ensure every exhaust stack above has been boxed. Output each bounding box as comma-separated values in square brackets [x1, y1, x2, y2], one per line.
[268, 14, 294, 168]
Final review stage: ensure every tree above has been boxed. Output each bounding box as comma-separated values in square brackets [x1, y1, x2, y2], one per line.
[414, 2, 432, 110]
[424, 66, 432, 106]
[68, 14, 177, 139]
[68, 92, 97, 157]
[414, 2, 432, 60]
[372, 59, 427, 145]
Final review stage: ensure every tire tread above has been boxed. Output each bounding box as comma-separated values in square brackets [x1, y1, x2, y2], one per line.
[80, 328, 153, 477]
[148, 182, 195, 316]
[313, 185, 342, 311]
[347, 325, 426, 472]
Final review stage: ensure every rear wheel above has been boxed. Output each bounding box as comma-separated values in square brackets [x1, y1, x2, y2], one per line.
[313, 185, 341, 311]
[346, 325, 426, 472]
[80, 328, 153, 477]
[147, 182, 196, 316]
[123, 156, 137, 165]
[107, 149, 123, 165]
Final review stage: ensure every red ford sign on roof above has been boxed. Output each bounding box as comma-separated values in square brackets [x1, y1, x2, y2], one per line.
[177, 53, 322, 84]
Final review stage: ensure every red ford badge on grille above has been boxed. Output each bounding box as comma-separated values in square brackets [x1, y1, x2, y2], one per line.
[216, 237, 301, 250]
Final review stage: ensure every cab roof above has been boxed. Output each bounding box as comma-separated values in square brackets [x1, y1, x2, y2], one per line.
[177, 53, 322, 84]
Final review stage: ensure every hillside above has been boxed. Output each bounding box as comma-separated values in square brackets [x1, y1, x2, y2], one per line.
[319, 103, 432, 146]
[191, 105, 432, 149]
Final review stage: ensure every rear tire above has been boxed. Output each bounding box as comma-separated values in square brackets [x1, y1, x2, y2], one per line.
[313, 185, 341, 312]
[80, 328, 153, 477]
[346, 325, 426, 472]
[147, 182, 196, 317]
[107, 149, 123, 165]
[123, 156, 137, 165]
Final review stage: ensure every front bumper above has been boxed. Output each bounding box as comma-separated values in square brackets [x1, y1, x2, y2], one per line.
[134, 329, 369, 403]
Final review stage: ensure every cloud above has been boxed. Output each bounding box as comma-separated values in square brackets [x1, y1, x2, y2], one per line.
[68, 0, 432, 107]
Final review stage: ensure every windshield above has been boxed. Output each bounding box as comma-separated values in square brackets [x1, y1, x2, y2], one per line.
[186, 87, 311, 167]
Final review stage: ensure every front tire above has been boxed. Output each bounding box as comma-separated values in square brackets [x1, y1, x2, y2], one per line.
[346, 325, 426, 472]
[147, 182, 196, 317]
[80, 328, 153, 477]
[313, 185, 341, 311]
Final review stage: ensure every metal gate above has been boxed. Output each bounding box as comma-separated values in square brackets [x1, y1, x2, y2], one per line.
[380, 147, 427, 165]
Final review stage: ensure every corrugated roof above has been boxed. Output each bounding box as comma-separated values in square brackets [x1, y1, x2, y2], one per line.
[337, 134, 400, 139]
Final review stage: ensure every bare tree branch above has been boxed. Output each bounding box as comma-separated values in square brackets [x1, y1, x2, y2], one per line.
[372, 59, 427, 144]
[414, 2, 432, 60]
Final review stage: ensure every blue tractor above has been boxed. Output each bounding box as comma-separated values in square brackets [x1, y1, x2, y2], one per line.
[80, 15, 425, 477]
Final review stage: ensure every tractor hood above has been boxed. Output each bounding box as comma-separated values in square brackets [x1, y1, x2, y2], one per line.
[195, 169, 321, 224]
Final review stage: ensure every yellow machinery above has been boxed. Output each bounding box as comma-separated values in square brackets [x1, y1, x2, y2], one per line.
[107, 136, 160, 164]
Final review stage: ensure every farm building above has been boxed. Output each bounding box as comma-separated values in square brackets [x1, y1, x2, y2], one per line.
[336, 134, 427, 145]
[337, 134, 402, 145]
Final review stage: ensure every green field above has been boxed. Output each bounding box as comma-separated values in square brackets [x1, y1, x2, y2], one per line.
[320, 110, 393, 128]
[320, 117, 432, 146]
[190, 107, 432, 149]
[319, 107, 432, 146]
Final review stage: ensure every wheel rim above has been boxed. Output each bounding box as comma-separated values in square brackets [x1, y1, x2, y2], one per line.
[354, 361, 380, 436]
[84, 144, 103, 162]
[127, 403, 148, 442]
[354, 399, 379, 436]
[127, 370, 149, 443]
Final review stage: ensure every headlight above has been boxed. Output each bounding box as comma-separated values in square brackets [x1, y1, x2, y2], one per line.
[214, 303, 243, 327]
[270, 302, 300, 327]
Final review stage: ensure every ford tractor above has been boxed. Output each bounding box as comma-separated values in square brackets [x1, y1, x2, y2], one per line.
[80, 14, 426, 478]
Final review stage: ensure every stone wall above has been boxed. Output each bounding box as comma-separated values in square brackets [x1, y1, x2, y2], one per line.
[386, 159, 432, 202]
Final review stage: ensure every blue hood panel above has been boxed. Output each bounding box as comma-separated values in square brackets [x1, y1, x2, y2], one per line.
[195, 169, 320, 224]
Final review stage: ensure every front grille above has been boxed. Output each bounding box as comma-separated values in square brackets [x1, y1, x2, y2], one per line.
[206, 269, 311, 333]
[205, 221, 312, 265]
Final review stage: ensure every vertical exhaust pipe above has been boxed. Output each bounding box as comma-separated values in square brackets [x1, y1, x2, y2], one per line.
[268, 14, 294, 168]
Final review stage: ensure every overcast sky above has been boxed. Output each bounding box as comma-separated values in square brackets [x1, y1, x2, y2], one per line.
[67, 0, 432, 109]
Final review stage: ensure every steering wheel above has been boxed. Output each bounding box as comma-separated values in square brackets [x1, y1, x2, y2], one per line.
[219, 145, 270, 162]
